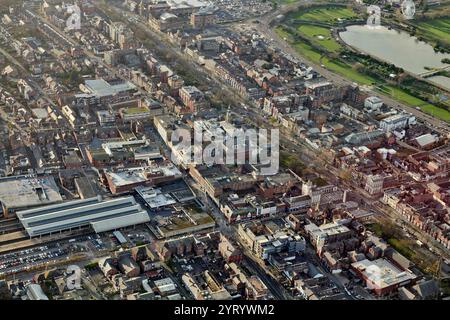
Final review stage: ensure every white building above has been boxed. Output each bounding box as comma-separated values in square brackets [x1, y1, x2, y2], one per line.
[26, 284, 49, 300]
[365, 174, 385, 195]
[364, 96, 383, 111]
[380, 113, 416, 132]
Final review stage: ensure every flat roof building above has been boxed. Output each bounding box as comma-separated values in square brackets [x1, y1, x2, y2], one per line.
[105, 163, 182, 194]
[26, 284, 49, 300]
[351, 258, 417, 296]
[17, 196, 150, 238]
[380, 113, 416, 132]
[135, 186, 177, 210]
[0, 175, 63, 217]
[81, 79, 136, 98]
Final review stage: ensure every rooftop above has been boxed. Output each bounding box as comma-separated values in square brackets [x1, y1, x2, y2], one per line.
[17, 196, 150, 237]
[351, 258, 416, 290]
[135, 186, 177, 209]
[0, 175, 63, 210]
[82, 79, 136, 98]
[166, 0, 207, 9]
[106, 164, 182, 187]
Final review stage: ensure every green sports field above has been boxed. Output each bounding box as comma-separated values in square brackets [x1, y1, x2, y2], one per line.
[297, 25, 341, 52]
[291, 7, 358, 24]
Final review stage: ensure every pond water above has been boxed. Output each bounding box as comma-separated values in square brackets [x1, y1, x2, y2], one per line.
[339, 25, 450, 89]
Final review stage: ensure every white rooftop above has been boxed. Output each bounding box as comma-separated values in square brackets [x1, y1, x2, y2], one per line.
[351, 258, 416, 290]
[136, 187, 177, 208]
[106, 164, 182, 187]
[415, 133, 438, 147]
[83, 79, 136, 98]
[166, 0, 207, 9]
[0, 175, 63, 210]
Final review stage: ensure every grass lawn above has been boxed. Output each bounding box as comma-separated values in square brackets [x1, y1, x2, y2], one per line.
[297, 25, 341, 52]
[292, 41, 322, 64]
[292, 7, 357, 24]
[420, 104, 450, 122]
[275, 0, 299, 3]
[377, 85, 450, 122]
[377, 85, 429, 105]
[296, 43, 375, 85]
[387, 238, 416, 260]
[275, 25, 296, 43]
[365, 222, 435, 271]
[414, 18, 450, 44]
[276, 26, 376, 85]
[275, 26, 324, 64]
[323, 58, 376, 85]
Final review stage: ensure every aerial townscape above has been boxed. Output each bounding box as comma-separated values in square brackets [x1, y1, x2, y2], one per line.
[0, 0, 449, 304]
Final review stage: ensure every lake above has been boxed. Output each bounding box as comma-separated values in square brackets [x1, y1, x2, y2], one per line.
[339, 25, 450, 89]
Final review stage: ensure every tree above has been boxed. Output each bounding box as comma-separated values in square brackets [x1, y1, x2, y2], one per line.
[338, 169, 351, 182]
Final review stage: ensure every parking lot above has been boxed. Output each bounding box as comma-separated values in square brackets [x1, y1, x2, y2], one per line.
[0, 243, 68, 277]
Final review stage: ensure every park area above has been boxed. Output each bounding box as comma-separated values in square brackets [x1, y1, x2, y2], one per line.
[275, 5, 450, 122]
[289, 6, 358, 25]
[297, 25, 341, 52]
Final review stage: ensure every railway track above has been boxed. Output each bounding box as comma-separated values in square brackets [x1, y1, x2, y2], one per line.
[0, 218, 23, 235]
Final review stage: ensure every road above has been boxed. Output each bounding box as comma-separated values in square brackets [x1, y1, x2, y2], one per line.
[235, 2, 450, 135]
[242, 254, 292, 300]
[372, 201, 450, 261]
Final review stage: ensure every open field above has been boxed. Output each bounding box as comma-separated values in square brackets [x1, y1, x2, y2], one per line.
[377, 85, 450, 122]
[297, 25, 341, 52]
[290, 6, 357, 24]
[413, 18, 450, 45]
